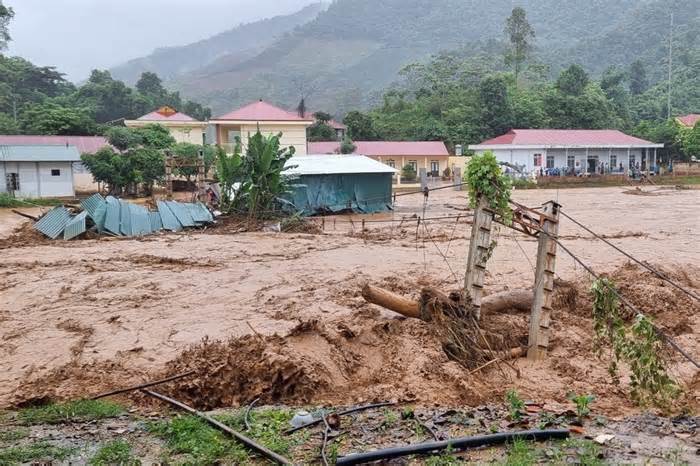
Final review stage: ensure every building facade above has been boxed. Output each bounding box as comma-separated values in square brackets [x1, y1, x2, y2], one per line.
[210, 100, 314, 155]
[308, 141, 450, 185]
[125, 106, 207, 144]
[1, 145, 82, 198]
[469, 129, 663, 175]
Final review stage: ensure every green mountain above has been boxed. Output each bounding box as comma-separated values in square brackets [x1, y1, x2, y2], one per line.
[114, 0, 697, 117]
[109, 2, 328, 86]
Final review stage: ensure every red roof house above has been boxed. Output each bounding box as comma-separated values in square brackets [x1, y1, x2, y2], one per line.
[472, 129, 659, 148]
[136, 106, 200, 122]
[212, 100, 314, 122]
[676, 114, 700, 128]
[309, 141, 449, 157]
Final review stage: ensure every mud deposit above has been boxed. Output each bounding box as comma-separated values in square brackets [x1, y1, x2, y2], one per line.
[1, 186, 698, 416]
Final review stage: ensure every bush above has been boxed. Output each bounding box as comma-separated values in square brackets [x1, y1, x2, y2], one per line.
[401, 164, 417, 181]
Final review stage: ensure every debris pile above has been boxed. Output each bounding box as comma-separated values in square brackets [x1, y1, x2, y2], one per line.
[33, 194, 214, 240]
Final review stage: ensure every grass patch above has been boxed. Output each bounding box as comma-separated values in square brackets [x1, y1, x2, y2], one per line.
[0, 441, 74, 464]
[149, 408, 305, 465]
[148, 415, 249, 465]
[0, 193, 65, 208]
[18, 399, 124, 425]
[0, 427, 29, 442]
[89, 439, 141, 466]
[500, 438, 537, 466]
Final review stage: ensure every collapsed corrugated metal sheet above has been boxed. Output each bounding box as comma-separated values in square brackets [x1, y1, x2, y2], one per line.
[104, 196, 121, 236]
[157, 201, 181, 231]
[63, 211, 88, 240]
[164, 201, 195, 227]
[34, 197, 213, 240]
[34, 206, 72, 239]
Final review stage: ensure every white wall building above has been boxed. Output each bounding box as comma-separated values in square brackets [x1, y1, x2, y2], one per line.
[469, 129, 664, 175]
[1, 145, 81, 198]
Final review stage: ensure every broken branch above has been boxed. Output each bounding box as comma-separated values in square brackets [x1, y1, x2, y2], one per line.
[90, 370, 196, 400]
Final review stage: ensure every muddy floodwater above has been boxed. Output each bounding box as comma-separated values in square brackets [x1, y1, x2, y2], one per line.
[0, 186, 698, 415]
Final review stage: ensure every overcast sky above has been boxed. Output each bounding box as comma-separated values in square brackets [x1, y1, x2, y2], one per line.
[6, 0, 318, 82]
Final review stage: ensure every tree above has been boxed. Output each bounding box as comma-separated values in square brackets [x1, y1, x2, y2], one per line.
[343, 111, 380, 140]
[0, 112, 18, 133]
[172, 142, 216, 183]
[628, 60, 648, 95]
[401, 164, 417, 182]
[504, 7, 535, 86]
[307, 116, 336, 141]
[135, 123, 176, 150]
[105, 126, 143, 152]
[20, 102, 96, 135]
[681, 123, 700, 161]
[0, 1, 14, 50]
[339, 136, 356, 154]
[556, 65, 589, 96]
[478, 75, 512, 138]
[136, 72, 166, 97]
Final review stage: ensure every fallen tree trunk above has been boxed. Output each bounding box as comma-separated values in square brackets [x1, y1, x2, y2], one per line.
[361, 284, 420, 319]
[11, 209, 39, 221]
[362, 284, 533, 319]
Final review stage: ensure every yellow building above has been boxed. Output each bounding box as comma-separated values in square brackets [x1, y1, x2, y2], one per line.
[210, 100, 314, 155]
[125, 106, 207, 144]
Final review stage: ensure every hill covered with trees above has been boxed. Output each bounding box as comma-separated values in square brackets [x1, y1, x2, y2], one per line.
[109, 2, 328, 86]
[161, 0, 697, 117]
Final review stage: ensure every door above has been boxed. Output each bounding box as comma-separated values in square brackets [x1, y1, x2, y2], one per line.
[587, 156, 598, 174]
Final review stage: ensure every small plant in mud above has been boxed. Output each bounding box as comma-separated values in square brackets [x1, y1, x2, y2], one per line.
[465, 150, 513, 222]
[591, 278, 679, 407]
[501, 438, 536, 466]
[89, 440, 140, 466]
[505, 389, 525, 421]
[568, 393, 595, 419]
[18, 399, 123, 425]
[380, 408, 400, 429]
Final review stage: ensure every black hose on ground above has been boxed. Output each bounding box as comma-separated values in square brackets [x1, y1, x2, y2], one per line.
[335, 429, 571, 465]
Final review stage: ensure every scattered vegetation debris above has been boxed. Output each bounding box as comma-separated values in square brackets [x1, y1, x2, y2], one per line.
[18, 399, 124, 425]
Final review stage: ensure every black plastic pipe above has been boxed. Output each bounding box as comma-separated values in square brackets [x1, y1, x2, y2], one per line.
[336, 429, 570, 465]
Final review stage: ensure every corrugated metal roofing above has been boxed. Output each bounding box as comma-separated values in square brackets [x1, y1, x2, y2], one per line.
[80, 193, 105, 218]
[187, 202, 214, 224]
[473, 129, 662, 147]
[34, 206, 72, 239]
[156, 201, 182, 232]
[63, 211, 88, 240]
[137, 110, 199, 122]
[308, 141, 449, 156]
[0, 135, 108, 154]
[149, 212, 163, 231]
[0, 145, 82, 162]
[104, 196, 122, 236]
[129, 203, 153, 236]
[285, 155, 397, 176]
[165, 201, 195, 227]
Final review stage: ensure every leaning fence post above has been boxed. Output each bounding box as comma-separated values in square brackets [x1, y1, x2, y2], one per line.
[527, 201, 560, 361]
[464, 196, 493, 320]
[453, 167, 462, 191]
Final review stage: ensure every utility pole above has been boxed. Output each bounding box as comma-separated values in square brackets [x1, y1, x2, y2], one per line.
[667, 11, 674, 120]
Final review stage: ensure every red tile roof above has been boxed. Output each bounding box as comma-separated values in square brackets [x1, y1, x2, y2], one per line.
[0, 135, 109, 154]
[215, 100, 313, 122]
[309, 141, 449, 156]
[475, 129, 657, 146]
[676, 114, 700, 127]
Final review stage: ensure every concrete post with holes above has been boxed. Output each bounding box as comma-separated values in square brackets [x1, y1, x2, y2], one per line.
[164, 151, 173, 200]
[527, 200, 560, 361]
[453, 167, 462, 191]
[464, 196, 493, 320]
[196, 150, 206, 202]
[419, 168, 428, 190]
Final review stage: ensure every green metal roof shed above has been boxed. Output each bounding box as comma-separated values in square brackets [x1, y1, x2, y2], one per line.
[285, 154, 396, 215]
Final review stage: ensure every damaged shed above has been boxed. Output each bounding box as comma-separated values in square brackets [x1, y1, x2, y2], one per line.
[285, 154, 396, 215]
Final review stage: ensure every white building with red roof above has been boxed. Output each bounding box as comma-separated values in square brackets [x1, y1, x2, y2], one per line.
[309, 140, 449, 185]
[469, 129, 663, 175]
[210, 100, 314, 155]
[125, 106, 207, 144]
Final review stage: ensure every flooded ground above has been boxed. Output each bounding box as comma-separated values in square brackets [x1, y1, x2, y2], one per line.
[0, 186, 698, 416]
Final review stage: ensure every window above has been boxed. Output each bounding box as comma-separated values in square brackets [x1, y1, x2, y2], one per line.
[546, 155, 555, 169]
[629, 154, 636, 169]
[408, 160, 417, 171]
[567, 155, 575, 169]
[51, 169, 61, 176]
[227, 130, 241, 143]
[533, 153, 542, 167]
[430, 160, 439, 174]
[386, 159, 395, 168]
[609, 154, 617, 168]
